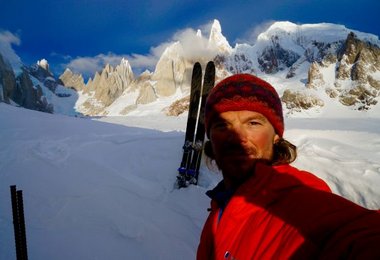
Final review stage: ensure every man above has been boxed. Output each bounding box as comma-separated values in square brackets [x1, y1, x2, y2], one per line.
[197, 73, 380, 259]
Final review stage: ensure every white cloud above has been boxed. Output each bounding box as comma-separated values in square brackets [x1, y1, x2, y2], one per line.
[170, 20, 220, 60]
[64, 53, 130, 78]
[199, 21, 213, 39]
[0, 30, 22, 69]
[236, 20, 275, 44]
[65, 56, 102, 76]
[126, 42, 172, 71]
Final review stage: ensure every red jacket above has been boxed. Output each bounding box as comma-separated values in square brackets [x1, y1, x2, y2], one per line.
[197, 163, 380, 259]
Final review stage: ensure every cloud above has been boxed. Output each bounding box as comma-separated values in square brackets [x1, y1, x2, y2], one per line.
[0, 30, 22, 69]
[126, 42, 172, 71]
[171, 20, 220, 60]
[236, 20, 275, 44]
[129, 20, 218, 67]
[64, 53, 129, 78]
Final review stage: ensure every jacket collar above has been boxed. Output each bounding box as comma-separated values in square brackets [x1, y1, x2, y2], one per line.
[206, 181, 236, 209]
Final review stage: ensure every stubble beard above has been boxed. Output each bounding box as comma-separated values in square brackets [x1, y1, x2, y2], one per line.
[215, 145, 261, 187]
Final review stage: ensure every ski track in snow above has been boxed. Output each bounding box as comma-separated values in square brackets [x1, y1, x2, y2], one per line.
[29, 139, 71, 163]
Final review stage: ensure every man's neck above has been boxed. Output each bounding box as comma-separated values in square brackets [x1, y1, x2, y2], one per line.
[223, 170, 254, 190]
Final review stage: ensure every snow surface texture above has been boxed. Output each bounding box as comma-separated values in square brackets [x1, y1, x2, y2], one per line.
[0, 103, 379, 259]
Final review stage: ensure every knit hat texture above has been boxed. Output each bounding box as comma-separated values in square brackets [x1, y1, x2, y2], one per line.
[205, 73, 284, 137]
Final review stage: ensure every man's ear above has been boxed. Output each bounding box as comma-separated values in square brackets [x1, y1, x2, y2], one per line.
[204, 140, 215, 159]
[273, 134, 280, 144]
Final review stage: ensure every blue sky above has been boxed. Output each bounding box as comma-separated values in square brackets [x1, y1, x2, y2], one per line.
[0, 0, 379, 78]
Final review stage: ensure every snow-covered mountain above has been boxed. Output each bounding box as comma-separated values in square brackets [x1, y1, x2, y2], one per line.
[1, 20, 380, 117]
[0, 55, 79, 115]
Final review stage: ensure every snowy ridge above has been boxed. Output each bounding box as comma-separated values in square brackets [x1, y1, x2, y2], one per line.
[257, 21, 380, 47]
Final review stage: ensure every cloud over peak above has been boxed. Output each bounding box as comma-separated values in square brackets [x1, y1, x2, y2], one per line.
[0, 30, 22, 69]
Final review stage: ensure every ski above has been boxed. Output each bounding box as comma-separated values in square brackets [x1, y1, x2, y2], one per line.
[176, 61, 215, 188]
[187, 61, 215, 184]
[177, 62, 202, 188]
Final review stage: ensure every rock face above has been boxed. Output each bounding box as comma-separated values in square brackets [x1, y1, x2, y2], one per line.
[136, 82, 157, 105]
[258, 35, 301, 74]
[152, 42, 186, 97]
[76, 58, 135, 115]
[307, 62, 325, 89]
[0, 53, 16, 103]
[89, 59, 134, 105]
[334, 32, 380, 109]
[1, 53, 52, 112]
[208, 19, 232, 54]
[13, 68, 53, 113]
[214, 22, 380, 113]
[282, 89, 324, 112]
[164, 96, 189, 116]
[30, 59, 54, 82]
[0, 54, 79, 113]
[59, 68, 86, 91]
[304, 32, 380, 110]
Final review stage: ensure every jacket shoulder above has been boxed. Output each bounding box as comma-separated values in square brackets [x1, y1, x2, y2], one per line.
[272, 164, 331, 192]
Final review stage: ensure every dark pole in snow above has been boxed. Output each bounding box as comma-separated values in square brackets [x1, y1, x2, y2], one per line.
[10, 185, 28, 260]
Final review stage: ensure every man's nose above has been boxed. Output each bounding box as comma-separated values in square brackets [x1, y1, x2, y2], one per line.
[227, 124, 248, 143]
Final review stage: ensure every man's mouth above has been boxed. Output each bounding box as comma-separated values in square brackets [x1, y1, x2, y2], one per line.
[222, 144, 257, 158]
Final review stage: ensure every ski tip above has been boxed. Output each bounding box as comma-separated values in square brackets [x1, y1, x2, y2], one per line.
[194, 62, 201, 68]
[205, 61, 215, 72]
[192, 62, 202, 77]
[206, 60, 215, 66]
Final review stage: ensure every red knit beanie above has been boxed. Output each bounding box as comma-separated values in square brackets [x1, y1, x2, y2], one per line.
[205, 73, 284, 137]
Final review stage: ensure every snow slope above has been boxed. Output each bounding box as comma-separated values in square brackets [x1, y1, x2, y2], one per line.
[0, 103, 379, 259]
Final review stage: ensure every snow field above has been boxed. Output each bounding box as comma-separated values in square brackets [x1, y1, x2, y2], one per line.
[0, 103, 379, 259]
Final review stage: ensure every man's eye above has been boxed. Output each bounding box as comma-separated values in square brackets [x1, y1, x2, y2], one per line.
[212, 122, 227, 129]
[248, 120, 261, 126]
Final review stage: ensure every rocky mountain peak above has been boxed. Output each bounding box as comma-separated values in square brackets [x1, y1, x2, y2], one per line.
[0, 53, 56, 112]
[59, 68, 85, 91]
[331, 32, 380, 109]
[76, 58, 135, 114]
[29, 59, 54, 80]
[209, 19, 232, 54]
[37, 59, 50, 71]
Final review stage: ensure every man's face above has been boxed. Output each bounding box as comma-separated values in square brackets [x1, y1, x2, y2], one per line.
[209, 110, 280, 187]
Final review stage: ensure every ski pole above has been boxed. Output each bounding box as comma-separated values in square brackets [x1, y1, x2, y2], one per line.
[10, 185, 28, 260]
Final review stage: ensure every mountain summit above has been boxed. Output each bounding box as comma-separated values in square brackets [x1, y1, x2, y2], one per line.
[208, 19, 232, 54]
